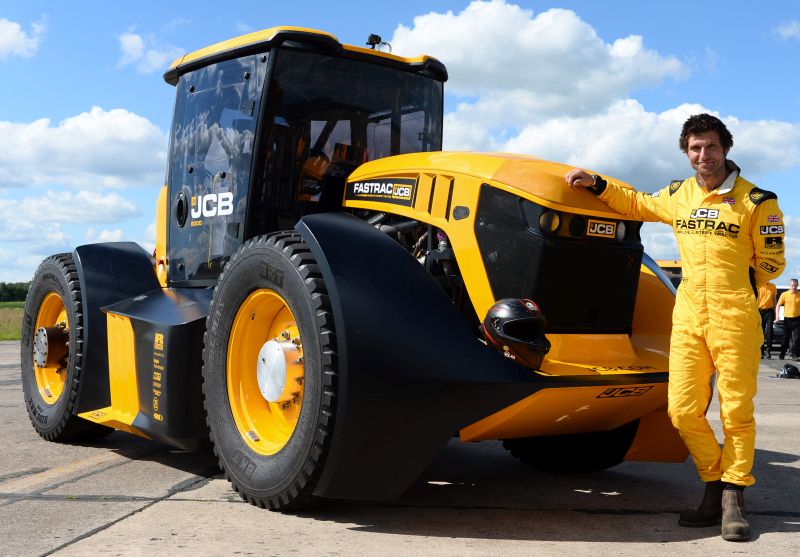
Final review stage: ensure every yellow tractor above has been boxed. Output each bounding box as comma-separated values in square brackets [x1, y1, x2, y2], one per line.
[21, 27, 686, 510]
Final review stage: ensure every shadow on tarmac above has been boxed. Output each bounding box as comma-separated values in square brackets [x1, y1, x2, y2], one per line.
[296, 439, 800, 543]
[58, 426, 799, 543]
[68, 430, 220, 479]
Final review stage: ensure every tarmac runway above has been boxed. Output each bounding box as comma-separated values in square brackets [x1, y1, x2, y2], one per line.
[1, 340, 798, 556]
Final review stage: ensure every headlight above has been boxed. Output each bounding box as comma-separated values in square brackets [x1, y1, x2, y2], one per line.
[539, 211, 560, 233]
[615, 221, 626, 241]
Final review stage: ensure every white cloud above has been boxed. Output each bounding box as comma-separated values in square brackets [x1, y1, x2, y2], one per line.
[774, 20, 800, 40]
[117, 31, 183, 74]
[782, 215, 800, 281]
[145, 220, 157, 242]
[392, 1, 686, 126]
[0, 17, 46, 60]
[84, 228, 126, 243]
[641, 222, 678, 260]
[493, 100, 800, 190]
[0, 106, 167, 189]
[0, 190, 139, 253]
[0, 250, 51, 282]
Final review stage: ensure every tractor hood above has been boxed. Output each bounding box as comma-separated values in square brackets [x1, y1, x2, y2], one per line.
[347, 152, 637, 219]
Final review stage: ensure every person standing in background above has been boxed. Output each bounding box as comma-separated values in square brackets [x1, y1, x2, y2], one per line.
[758, 282, 777, 358]
[776, 278, 800, 361]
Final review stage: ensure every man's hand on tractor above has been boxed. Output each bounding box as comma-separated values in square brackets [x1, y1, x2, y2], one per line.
[565, 169, 596, 188]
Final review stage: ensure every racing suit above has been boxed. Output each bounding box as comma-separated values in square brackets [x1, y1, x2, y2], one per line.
[592, 162, 785, 486]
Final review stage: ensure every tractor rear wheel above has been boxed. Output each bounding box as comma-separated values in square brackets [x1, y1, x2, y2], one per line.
[503, 420, 639, 473]
[202, 233, 338, 510]
[20, 254, 112, 441]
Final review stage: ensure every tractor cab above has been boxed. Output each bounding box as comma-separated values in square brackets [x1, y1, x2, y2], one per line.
[162, 28, 445, 286]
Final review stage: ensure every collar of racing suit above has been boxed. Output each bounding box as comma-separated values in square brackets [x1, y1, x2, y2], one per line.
[696, 159, 740, 194]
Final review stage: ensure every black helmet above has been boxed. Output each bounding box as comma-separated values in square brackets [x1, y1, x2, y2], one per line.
[482, 298, 550, 369]
[777, 364, 800, 379]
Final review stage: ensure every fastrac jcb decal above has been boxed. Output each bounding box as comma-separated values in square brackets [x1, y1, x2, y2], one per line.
[587, 219, 617, 238]
[345, 178, 417, 207]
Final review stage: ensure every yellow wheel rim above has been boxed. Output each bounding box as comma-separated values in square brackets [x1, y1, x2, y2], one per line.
[227, 289, 305, 455]
[33, 292, 69, 405]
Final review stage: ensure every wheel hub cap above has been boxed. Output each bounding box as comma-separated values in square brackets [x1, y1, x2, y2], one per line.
[33, 326, 68, 368]
[257, 340, 290, 402]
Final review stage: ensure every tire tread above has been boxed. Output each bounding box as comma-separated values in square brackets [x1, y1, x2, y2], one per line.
[202, 232, 338, 511]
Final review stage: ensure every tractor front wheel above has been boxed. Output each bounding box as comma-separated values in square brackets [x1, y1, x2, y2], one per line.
[202, 233, 338, 510]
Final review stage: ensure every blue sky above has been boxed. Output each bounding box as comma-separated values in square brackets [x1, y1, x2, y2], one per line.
[1, 0, 798, 282]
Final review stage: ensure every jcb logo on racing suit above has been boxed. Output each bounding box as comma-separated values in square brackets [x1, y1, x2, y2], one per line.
[587, 219, 617, 238]
[760, 225, 784, 235]
[689, 208, 719, 219]
[191, 193, 234, 218]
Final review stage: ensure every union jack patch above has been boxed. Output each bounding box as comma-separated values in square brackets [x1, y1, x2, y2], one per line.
[768, 215, 780, 223]
[722, 197, 735, 205]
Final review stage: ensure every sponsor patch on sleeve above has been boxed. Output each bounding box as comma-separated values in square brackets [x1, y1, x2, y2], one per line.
[760, 225, 784, 235]
[759, 261, 779, 274]
[764, 236, 784, 249]
[345, 178, 417, 207]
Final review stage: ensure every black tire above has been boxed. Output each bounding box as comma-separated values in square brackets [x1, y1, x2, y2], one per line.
[503, 420, 639, 473]
[202, 233, 337, 510]
[20, 254, 112, 442]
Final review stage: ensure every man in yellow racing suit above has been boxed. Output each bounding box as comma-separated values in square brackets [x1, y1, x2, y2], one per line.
[566, 114, 785, 542]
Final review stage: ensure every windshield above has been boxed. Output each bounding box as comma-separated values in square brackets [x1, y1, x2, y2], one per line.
[248, 48, 443, 233]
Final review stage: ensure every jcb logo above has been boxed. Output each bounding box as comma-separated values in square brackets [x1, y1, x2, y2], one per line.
[760, 225, 784, 235]
[587, 219, 617, 238]
[689, 208, 718, 219]
[597, 386, 653, 398]
[392, 186, 412, 199]
[191, 192, 234, 218]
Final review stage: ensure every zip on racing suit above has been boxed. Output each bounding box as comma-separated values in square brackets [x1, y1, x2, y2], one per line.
[592, 162, 785, 486]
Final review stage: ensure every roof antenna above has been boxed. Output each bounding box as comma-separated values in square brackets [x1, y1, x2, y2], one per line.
[366, 34, 392, 53]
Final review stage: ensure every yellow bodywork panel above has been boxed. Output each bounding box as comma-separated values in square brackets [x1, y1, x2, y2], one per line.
[155, 185, 168, 287]
[168, 26, 438, 77]
[344, 152, 637, 321]
[624, 407, 688, 462]
[460, 383, 667, 441]
[79, 313, 148, 439]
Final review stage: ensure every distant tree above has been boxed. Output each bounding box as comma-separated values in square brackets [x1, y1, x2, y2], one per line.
[0, 282, 30, 302]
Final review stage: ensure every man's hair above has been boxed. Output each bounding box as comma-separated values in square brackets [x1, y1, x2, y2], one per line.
[791, 278, 799, 284]
[679, 113, 734, 153]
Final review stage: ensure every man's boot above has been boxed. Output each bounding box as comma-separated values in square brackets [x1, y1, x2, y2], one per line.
[678, 480, 723, 527]
[721, 484, 751, 541]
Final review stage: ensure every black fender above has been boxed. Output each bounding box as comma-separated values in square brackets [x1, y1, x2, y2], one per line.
[296, 213, 548, 501]
[72, 242, 161, 413]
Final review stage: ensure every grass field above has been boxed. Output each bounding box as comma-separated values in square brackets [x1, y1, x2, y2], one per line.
[0, 301, 24, 341]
